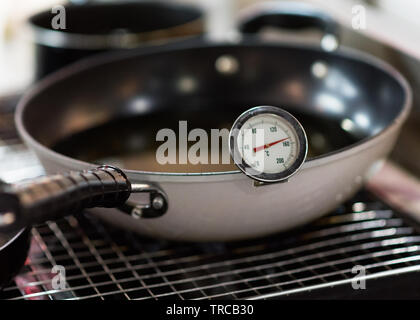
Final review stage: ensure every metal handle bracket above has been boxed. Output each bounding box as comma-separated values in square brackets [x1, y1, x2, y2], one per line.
[120, 183, 168, 219]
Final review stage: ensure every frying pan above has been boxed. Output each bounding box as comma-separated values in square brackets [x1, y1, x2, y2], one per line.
[0, 3, 412, 242]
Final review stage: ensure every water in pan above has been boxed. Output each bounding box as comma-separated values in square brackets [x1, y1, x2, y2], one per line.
[52, 109, 359, 173]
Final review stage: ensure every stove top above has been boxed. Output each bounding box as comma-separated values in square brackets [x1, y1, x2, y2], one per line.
[1, 95, 420, 300]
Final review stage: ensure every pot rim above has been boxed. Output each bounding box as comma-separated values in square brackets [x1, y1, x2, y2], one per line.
[28, 2, 204, 50]
[15, 39, 412, 182]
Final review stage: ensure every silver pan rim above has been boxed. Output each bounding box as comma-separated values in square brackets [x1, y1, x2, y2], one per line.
[0, 228, 27, 251]
[15, 40, 412, 182]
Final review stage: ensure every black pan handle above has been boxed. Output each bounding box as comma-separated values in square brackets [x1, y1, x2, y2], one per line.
[0, 165, 168, 232]
[238, 1, 340, 51]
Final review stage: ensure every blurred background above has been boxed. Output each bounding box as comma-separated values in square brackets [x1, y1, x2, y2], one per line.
[1, 0, 420, 95]
[1, 0, 420, 178]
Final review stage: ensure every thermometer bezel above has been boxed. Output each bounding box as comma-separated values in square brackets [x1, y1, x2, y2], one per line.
[229, 106, 308, 183]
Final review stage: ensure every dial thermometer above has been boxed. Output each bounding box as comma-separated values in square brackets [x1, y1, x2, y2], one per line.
[229, 106, 308, 183]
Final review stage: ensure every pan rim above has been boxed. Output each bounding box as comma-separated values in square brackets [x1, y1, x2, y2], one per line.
[15, 39, 412, 181]
[0, 228, 27, 251]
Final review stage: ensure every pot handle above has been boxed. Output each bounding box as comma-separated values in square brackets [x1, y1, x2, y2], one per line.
[0, 165, 168, 232]
[238, 1, 340, 51]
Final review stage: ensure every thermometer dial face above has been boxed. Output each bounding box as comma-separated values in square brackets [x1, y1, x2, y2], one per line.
[229, 106, 308, 183]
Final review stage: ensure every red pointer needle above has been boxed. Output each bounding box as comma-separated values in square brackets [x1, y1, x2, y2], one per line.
[253, 137, 290, 153]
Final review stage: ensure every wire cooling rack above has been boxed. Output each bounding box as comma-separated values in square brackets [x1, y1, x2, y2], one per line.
[1, 95, 420, 300]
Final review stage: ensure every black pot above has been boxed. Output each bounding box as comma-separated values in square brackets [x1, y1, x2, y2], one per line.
[29, 1, 204, 79]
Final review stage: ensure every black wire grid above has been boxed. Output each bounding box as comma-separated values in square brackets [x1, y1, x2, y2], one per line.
[1, 96, 420, 300]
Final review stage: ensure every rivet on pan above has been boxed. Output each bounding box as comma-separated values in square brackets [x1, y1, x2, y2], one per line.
[311, 61, 328, 78]
[215, 55, 239, 75]
[0, 212, 16, 226]
[341, 118, 355, 132]
[321, 34, 339, 52]
[152, 196, 164, 210]
[177, 76, 197, 93]
[131, 206, 143, 219]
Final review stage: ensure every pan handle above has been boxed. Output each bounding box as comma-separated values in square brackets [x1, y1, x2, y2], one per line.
[0, 166, 168, 232]
[238, 1, 340, 51]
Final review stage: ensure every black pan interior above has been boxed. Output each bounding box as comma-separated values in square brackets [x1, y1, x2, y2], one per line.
[0, 229, 30, 289]
[20, 42, 407, 172]
[0, 234, 9, 247]
[30, 2, 202, 35]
